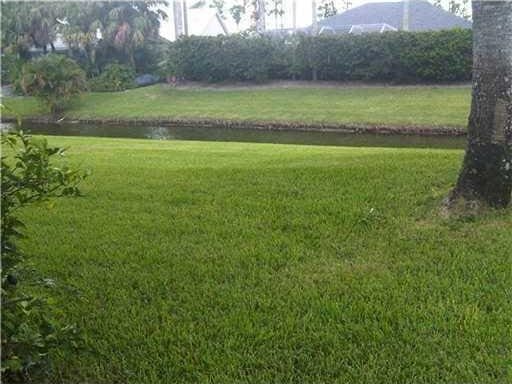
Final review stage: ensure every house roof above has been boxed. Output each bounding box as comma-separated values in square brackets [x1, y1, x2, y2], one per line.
[316, 0, 472, 32]
[319, 22, 397, 35]
[350, 23, 398, 33]
[200, 13, 229, 36]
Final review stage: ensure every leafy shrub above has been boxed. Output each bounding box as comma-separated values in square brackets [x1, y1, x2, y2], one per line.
[89, 63, 136, 92]
[170, 29, 472, 83]
[1, 125, 88, 382]
[134, 38, 169, 75]
[157, 43, 179, 79]
[18, 54, 87, 114]
[1, 53, 24, 90]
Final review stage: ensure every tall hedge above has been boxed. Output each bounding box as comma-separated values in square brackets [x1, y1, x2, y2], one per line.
[173, 35, 294, 82]
[171, 29, 472, 83]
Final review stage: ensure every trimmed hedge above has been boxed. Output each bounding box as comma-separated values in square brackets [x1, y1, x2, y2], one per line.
[173, 35, 293, 82]
[171, 29, 472, 83]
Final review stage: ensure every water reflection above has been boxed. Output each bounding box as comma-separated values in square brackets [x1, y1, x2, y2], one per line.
[2, 122, 466, 149]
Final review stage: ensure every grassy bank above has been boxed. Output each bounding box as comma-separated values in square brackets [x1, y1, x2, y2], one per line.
[4, 84, 470, 128]
[19, 136, 511, 383]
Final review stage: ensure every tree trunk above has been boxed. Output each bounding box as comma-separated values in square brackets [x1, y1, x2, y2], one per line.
[449, 1, 512, 209]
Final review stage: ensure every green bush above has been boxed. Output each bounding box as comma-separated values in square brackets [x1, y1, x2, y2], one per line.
[174, 35, 294, 82]
[1, 125, 88, 382]
[300, 29, 472, 82]
[134, 38, 169, 75]
[89, 63, 136, 92]
[18, 54, 87, 114]
[1, 53, 24, 90]
[170, 29, 472, 83]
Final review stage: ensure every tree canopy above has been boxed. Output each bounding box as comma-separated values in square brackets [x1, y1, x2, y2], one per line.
[1, 1, 168, 70]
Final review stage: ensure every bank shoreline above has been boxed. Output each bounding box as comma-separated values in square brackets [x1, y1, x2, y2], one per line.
[1, 116, 467, 137]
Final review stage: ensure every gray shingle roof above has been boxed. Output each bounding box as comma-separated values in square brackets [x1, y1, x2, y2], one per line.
[316, 0, 472, 32]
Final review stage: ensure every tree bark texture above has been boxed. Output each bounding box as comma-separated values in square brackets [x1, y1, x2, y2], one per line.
[451, 1, 512, 208]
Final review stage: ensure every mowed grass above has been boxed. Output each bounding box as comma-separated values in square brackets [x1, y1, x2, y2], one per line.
[19, 136, 511, 383]
[4, 84, 470, 127]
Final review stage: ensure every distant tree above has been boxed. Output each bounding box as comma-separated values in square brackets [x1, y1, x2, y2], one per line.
[229, 3, 247, 30]
[318, 0, 337, 19]
[60, 1, 168, 70]
[432, 0, 471, 20]
[0, 1, 168, 74]
[0, 2, 29, 56]
[250, 0, 267, 32]
[447, 1, 512, 209]
[191, 0, 226, 17]
[267, 0, 285, 29]
[190, 0, 207, 9]
[210, 0, 226, 17]
[448, 0, 470, 19]
[56, 2, 105, 74]
[191, 0, 271, 32]
[0, 1, 61, 56]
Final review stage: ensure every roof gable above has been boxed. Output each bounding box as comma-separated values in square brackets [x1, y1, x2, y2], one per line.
[317, 1, 472, 32]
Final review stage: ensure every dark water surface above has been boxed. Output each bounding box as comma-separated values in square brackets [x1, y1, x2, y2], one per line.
[4, 122, 466, 149]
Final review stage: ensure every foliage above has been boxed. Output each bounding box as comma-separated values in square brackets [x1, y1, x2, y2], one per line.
[173, 35, 294, 82]
[18, 54, 87, 114]
[210, 0, 226, 17]
[190, 0, 268, 30]
[89, 63, 136, 92]
[1, 53, 24, 93]
[170, 29, 472, 83]
[0, 1, 62, 56]
[433, 0, 471, 20]
[60, 1, 168, 73]
[0, 1, 168, 77]
[229, 4, 246, 28]
[157, 44, 180, 77]
[295, 29, 472, 82]
[267, 0, 285, 29]
[318, 0, 338, 19]
[133, 37, 170, 75]
[1, 128, 87, 382]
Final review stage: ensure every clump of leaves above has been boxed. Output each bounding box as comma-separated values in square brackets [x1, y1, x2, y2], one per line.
[89, 63, 135, 92]
[1, 128, 88, 382]
[18, 54, 87, 115]
[157, 43, 179, 78]
[1, 53, 25, 93]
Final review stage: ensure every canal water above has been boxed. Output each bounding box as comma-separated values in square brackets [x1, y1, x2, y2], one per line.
[2, 122, 466, 149]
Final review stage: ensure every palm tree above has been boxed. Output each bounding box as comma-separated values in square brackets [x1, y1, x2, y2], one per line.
[448, 1, 512, 209]
[1, 1, 59, 55]
[60, 1, 167, 72]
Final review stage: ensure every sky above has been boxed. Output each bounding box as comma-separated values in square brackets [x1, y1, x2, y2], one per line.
[159, 0, 400, 40]
[159, 0, 463, 40]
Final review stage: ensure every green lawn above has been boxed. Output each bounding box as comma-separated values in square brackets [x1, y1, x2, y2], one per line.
[20, 136, 511, 383]
[4, 84, 470, 127]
